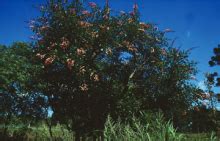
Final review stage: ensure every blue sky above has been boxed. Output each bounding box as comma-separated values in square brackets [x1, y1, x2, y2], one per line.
[0, 0, 220, 92]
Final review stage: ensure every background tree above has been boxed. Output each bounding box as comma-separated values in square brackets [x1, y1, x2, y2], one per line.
[208, 44, 220, 86]
[0, 42, 48, 139]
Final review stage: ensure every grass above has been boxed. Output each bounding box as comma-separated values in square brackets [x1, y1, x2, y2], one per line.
[0, 113, 219, 141]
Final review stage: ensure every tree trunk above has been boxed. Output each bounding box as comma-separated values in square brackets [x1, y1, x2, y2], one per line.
[3, 126, 8, 141]
[46, 119, 53, 140]
[74, 132, 80, 141]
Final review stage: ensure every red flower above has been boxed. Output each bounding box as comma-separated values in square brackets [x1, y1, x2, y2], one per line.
[77, 48, 86, 56]
[44, 57, 55, 66]
[78, 21, 93, 28]
[139, 22, 151, 29]
[36, 53, 45, 60]
[90, 72, 100, 82]
[79, 83, 88, 91]
[67, 59, 75, 70]
[79, 66, 86, 74]
[93, 74, 99, 82]
[60, 37, 70, 49]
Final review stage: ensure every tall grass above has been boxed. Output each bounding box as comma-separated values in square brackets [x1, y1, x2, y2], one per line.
[104, 112, 185, 141]
[0, 112, 218, 140]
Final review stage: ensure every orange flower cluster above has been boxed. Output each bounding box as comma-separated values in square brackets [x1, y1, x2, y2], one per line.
[128, 18, 133, 23]
[36, 53, 46, 59]
[44, 56, 55, 66]
[90, 72, 99, 82]
[138, 28, 145, 32]
[66, 59, 75, 70]
[139, 22, 151, 29]
[91, 31, 99, 38]
[106, 48, 112, 55]
[47, 42, 57, 50]
[93, 74, 99, 82]
[79, 83, 88, 91]
[77, 48, 86, 56]
[60, 37, 70, 49]
[79, 66, 86, 74]
[122, 41, 137, 52]
[99, 25, 110, 32]
[82, 10, 91, 16]
[78, 21, 93, 28]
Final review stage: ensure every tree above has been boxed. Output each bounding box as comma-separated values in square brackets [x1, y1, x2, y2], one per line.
[30, 0, 198, 139]
[189, 74, 218, 132]
[0, 42, 47, 139]
[209, 44, 220, 86]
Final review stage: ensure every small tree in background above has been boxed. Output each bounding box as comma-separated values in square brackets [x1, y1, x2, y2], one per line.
[208, 44, 220, 85]
[0, 42, 48, 139]
[190, 74, 218, 132]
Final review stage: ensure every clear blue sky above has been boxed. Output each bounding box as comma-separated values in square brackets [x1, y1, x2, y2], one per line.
[1, 0, 220, 91]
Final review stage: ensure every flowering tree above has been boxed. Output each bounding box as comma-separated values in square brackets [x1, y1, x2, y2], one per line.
[31, 0, 198, 138]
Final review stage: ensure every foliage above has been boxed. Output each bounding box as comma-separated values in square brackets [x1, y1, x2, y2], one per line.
[208, 44, 220, 86]
[0, 42, 48, 139]
[28, 0, 199, 138]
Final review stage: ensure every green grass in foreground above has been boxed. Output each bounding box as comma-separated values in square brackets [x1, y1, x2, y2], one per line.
[0, 113, 219, 141]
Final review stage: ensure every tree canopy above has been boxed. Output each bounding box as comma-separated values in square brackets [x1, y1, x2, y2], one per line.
[26, 0, 199, 139]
